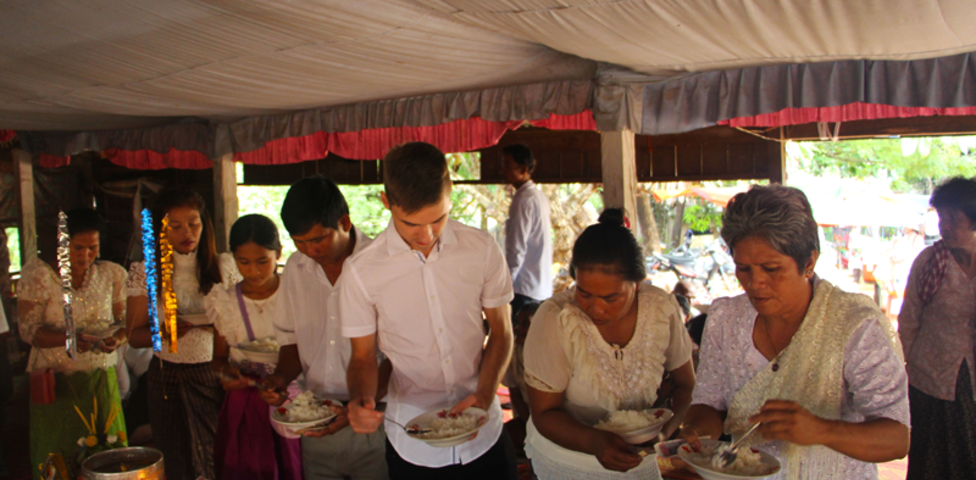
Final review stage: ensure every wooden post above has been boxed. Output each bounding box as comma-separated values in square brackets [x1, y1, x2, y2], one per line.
[770, 127, 787, 184]
[212, 153, 238, 253]
[600, 130, 638, 234]
[13, 149, 37, 263]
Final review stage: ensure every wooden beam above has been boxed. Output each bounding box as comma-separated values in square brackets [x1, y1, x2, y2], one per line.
[600, 130, 638, 234]
[13, 149, 37, 263]
[212, 153, 238, 253]
[769, 127, 787, 184]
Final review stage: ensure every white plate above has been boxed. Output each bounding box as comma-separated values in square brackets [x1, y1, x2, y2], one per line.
[678, 439, 781, 480]
[79, 322, 124, 340]
[178, 313, 212, 326]
[270, 398, 343, 434]
[596, 408, 673, 445]
[231, 345, 279, 365]
[403, 407, 489, 448]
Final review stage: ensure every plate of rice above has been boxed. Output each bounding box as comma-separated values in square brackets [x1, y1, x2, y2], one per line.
[79, 320, 124, 340]
[594, 408, 673, 445]
[231, 337, 280, 364]
[270, 391, 342, 434]
[678, 439, 781, 480]
[403, 407, 489, 448]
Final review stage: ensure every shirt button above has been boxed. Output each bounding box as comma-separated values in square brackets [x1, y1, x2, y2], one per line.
[445, 359, 450, 364]
[438, 328, 443, 334]
[330, 340, 335, 345]
[330, 315, 336, 320]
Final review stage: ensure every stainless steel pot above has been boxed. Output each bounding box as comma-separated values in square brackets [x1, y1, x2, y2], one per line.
[80, 447, 164, 479]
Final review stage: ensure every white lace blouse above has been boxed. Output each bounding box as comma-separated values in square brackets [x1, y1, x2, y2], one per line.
[19, 258, 127, 374]
[204, 282, 279, 364]
[523, 284, 693, 480]
[693, 293, 911, 480]
[126, 251, 239, 364]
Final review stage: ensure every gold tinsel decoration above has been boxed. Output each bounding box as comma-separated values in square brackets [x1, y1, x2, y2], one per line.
[160, 215, 178, 353]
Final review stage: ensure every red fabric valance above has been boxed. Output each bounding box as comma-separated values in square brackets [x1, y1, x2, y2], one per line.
[720, 102, 976, 128]
[34, 110, 598, 170]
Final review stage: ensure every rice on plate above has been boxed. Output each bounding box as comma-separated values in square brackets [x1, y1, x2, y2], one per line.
[278, 391, 336, 423]
[679, 440, 780, 478]
[239, 337, 279, 353]
[594, 409, 669, 433]
[411, 411, 484, 440]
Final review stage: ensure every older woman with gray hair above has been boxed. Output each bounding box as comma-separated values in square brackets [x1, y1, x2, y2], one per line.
[678, 185, 910, 480]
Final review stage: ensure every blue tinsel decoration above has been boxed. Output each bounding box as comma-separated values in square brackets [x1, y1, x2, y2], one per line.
[141, 208, 162, 352]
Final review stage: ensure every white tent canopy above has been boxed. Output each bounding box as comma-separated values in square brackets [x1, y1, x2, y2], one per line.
[3, 0, 976, 160]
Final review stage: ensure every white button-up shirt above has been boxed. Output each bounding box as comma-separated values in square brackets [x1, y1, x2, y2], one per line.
[340, 219, 514, 467]
[506, 180, 553, 300]
[272, 227, 372, 401]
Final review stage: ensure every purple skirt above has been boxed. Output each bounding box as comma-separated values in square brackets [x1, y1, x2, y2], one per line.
[214, 387, 303, 480]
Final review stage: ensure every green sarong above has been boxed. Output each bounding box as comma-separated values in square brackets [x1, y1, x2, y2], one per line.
[30, 367, 127, 479]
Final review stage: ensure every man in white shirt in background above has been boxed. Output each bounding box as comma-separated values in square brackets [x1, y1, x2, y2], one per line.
[501, 144, 553, 318]
[260, 176, 389, 480]
[342, 142, 518, 480]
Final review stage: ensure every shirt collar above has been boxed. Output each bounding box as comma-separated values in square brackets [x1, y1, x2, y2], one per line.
[384, 218, 458, 258]
[516, 180, 535, 194]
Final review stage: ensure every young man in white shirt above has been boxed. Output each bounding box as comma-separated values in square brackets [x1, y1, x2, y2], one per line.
[501, 144, 553, 317]
[341, 142, 519, 479]
[260, 176, 389, 480]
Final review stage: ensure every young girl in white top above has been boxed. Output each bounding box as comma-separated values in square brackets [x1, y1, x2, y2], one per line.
[206, 214, 302, 480]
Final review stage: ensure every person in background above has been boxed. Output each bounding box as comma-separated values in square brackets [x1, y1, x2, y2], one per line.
[503, 301, 541, 458]
[343, 142, 518, 480]
[18, 208, 128, 478]
[502, 144, 553, 319]
[206, 214, 302, 480]
[259, 176, 389, 480]
[126, 187, 239, 480]
[523, 209, 696, 480]
[899, 176, 976, 480]
[681, 185, 910, 480]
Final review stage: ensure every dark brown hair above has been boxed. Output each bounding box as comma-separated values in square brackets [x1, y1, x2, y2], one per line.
[151, 187, 222, 295]
[383, 142, 452, 214]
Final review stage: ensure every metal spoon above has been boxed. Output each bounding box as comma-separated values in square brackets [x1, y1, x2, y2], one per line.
[712, 422, 761, 468]
[384, 417, 431, 435]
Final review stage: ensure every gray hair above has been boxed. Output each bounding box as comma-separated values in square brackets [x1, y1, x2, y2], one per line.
[720, 185, 820, 273]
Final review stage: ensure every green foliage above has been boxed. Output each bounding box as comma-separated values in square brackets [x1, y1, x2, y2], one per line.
[5, 227, 19, 272]
[683, 201, 723, 232]
[799, 136, 976, 193]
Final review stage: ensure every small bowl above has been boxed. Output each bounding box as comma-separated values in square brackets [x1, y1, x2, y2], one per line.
[79, 321, 124, 340]
[678, 439, 781, 480]
[231, 345, 279, 365]
[178, 313, 212, 326]
[596, 408, 673, 445]
[270, 398, 343, 434]
[403, 407, 489, 448]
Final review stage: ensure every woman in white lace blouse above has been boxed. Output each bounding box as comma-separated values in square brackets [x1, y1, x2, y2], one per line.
[18, 208, 128, 478]
[126, 187, 238, 480]
[680, 185, 910, 480]
[523, 209, 696, 480]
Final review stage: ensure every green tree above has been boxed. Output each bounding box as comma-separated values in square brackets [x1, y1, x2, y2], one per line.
[800, 136, 976, 193]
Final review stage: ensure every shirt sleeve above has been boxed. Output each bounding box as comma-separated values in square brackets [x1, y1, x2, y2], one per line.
[107, 262, 129, 305]
[897, 248, 930, 360]
[219, 252, 242, 286]
[690, 299, 732, 411]
[663, 295, 694, 371]
[125, 261, 148, 298]
[16, 258, 58, 344]
[522, 300, 571, 392]
[482, 237, 515, 309]
[339, 263, 379, 338]
[505, 194, 532, 281]
[271, 261, 299, 346]
[844, 318, 911, 427]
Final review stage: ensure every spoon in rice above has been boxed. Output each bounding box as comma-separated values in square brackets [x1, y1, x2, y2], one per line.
[384, 418, 432, 435]
[712, 422, 762, 468]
